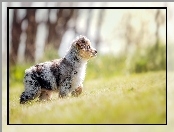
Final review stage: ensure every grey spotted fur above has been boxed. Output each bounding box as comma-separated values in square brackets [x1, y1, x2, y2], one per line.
[20, 35, 97, 104]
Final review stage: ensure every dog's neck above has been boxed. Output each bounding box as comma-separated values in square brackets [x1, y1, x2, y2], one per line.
[64, 46, 87, 66]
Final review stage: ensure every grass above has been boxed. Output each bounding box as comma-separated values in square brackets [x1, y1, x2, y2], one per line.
[8, 71, 166, 124]
[8, 46, 166, 124]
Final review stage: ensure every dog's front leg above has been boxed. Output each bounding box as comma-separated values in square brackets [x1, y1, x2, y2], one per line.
[71, 86, 83, 97]
[59, 78, 72, 98]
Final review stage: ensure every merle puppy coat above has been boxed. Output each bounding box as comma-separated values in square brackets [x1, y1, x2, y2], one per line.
[20, 35, 97, 104]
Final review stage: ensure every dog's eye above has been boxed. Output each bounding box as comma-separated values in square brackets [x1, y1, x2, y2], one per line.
[87, 45, 90, 49]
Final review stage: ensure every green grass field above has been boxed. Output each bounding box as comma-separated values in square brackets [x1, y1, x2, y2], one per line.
[8, 71, 166, 124]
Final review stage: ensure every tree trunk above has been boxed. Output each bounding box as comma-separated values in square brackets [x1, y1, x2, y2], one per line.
[25, 9, 37, 63]
[124, 14, 133, 54]
[155, 9, 160, 51]
[45, 9, 57, 49]
[85, 9, 93, 36]
[95, 9, 105, 50]
[45, 9, 75, 50]
[10, 9, 22, 65]
[72, 9, 79, 37]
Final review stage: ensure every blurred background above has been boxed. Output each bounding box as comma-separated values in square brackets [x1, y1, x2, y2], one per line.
[2, 1, 174, 132]
[2, 2, 169, 85]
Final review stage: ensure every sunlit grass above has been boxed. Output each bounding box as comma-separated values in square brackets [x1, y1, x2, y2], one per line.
[9, 71, 166, 124]
[8, 47, 166, 124]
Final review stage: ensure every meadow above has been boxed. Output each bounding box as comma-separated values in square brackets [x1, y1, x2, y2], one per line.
[8, 53, 166, 124]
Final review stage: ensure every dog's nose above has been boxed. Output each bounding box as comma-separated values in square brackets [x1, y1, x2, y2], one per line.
[93, 50, 97, 55]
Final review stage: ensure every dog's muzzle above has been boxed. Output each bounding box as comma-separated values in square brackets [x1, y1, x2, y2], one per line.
[92, 50, 97, 56]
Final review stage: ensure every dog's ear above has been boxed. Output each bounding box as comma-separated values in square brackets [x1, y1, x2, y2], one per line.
[76, 42, 83, 49]
[76, 38, 86, 49]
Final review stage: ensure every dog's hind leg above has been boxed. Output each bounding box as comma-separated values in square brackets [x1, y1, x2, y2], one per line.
[20, 89, 41, 104]
[20, 72, 41, 104]
[38, 89, 52, 101]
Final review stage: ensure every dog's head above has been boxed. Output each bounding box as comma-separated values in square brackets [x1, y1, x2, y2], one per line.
[73, 35, 97, 59]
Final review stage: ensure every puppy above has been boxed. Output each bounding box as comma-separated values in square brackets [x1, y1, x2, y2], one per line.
[20, 35, 97, 104]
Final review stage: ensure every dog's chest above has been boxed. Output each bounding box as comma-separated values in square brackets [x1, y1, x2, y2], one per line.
[71, 63, 86, 89]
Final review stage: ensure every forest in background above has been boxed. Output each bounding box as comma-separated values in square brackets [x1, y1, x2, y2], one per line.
[1, 2, 167, 86]
[4, 2, 166, 65]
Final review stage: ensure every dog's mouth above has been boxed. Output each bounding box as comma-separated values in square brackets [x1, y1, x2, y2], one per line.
[91, 50, 97, 57]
